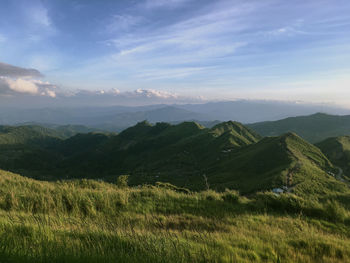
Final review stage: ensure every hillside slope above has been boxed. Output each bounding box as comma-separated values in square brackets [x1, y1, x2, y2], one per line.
[54, 121, 262, 189]
[317, 136, 350, 180]
[0, 169, 350, 262]
[248, 113, 350, 143]
[207, 132, 346, 196]
[0, 121, 345, 196]
[54, 125, 344, 195]
[0, 125, 62, 145]
[0, 125, 111, 178]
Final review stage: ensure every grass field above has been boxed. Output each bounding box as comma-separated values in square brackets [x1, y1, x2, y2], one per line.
[0, 170, 350, 262]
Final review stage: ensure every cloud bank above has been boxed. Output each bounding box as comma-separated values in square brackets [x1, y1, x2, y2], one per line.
[0, 61, 205, 107]
[55, 88, 203, 107]
[0, 62, 43, 78]
[0, 62, 56, 98]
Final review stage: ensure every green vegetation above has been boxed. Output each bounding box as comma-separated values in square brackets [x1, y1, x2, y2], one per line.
[208, 132, 347, 197]
[317, 136, 350, 180]
[116, 175, 129, 188]
[0, 121, 262, 189]
[0, 169, 350, 262]
[0, 125, 61, 145]
[46, 124, 105, 138]
[248, 113, 350, 143]
[1, 119, 350, 262]
[0, 121, 347, 196]
[0, 124, 105, 145]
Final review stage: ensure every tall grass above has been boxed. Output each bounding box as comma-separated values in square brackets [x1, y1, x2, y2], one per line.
[0, 170, 350, 262]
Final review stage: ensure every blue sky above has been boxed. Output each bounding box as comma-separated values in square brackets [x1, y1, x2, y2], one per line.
[0, 0, 350, 106]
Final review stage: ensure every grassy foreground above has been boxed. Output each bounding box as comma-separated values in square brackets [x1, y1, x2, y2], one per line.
[0, 170, 350, 262]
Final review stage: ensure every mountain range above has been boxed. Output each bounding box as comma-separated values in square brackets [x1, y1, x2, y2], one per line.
[0, 118, 348, 196]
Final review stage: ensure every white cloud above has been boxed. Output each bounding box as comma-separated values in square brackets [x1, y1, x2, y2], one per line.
[4, 78, 39, 94]
[0, 62, 57, 97]
[111, 88, 120, 94]
[72, 88, 178, 99]
[44, 89, 57, 98]
[0, 77, 57, 97]
[132, 89, 178, 99]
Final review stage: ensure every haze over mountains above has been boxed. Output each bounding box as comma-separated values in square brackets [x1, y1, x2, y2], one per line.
[1, 100, 349, 132]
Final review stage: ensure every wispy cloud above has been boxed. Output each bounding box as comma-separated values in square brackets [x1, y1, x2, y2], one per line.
[101, 1, 259, 82]
[2, 0, 350, 107]
[142, 0, 192, 9]
[266, 26, 307, 37]
[135, 67, 212, 80]
[106, 15, 144, 33]
[29, 4, 51, 28]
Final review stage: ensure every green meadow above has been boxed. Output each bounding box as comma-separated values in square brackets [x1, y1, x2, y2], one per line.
[0, 170, 349, 263]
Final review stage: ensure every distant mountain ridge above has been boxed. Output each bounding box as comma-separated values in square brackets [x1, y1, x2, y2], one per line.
[1, 100, 349, 132]
[0, 105, 213, 131]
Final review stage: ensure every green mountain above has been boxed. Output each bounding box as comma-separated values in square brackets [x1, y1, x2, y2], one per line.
[16, 123, 106, 137]
[0, 125, 62, 145]
[206, 132, 347, 196]
[47, 124, 105, 137]
[51, 121, 263, 189]
[0, 125, 112, 178]
[0, 125, 64, 175]
[0, 124, 107, 145]
[248, 113, 350, 143]
[0, 121, 345, 196]
[317, 136, 350, 180]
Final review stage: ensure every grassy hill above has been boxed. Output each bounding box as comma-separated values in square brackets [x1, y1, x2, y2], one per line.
[40, 121, 264, 190]
[47, 124, 105, 138]
[0, 125, 64, 175]
[248, 113, 350, 143]
[0, 121, 346, 197]
[1, 121, 350, 262]
[317, 136, 350, 180]
[0, 125, 112, 179]
[0, 125, 62, 145]
[206, 132, 347, 196]
[0, 169, 349, 262]
[0, 124, 107, 145]
[50, 123, 346, 196]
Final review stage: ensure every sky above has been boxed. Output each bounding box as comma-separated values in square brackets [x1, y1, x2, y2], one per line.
[0, 0, 350, 107]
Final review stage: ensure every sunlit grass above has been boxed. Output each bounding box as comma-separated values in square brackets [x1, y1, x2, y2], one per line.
[0, 170, 349, 262]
